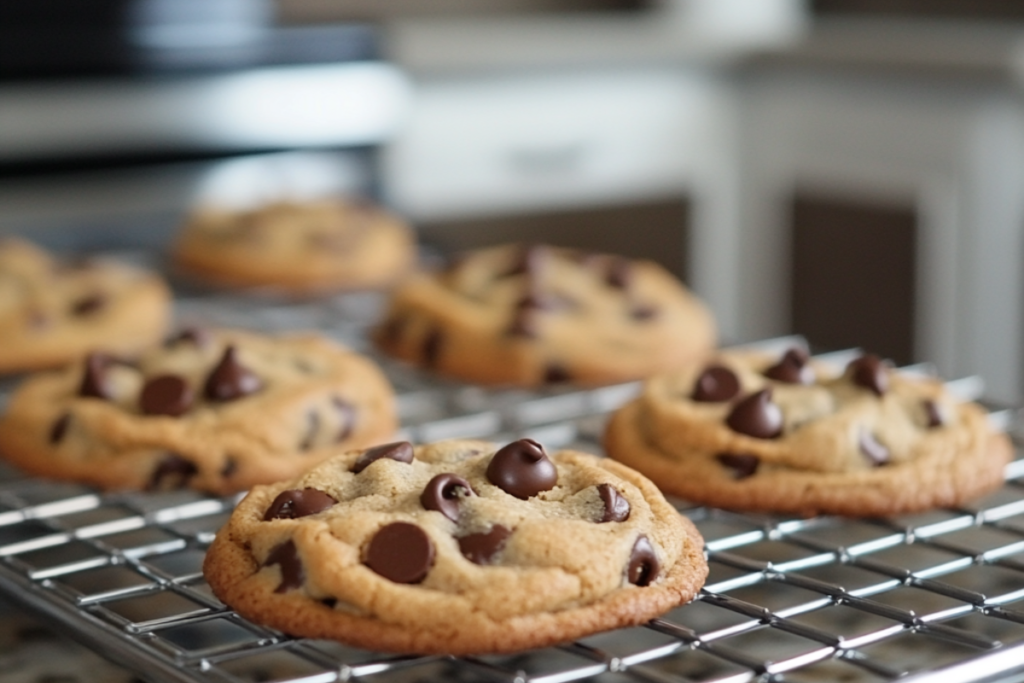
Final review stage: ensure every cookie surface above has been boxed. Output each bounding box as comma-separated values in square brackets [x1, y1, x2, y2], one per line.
[203, 438, 707, 654]
[373, 243, 717, 387]
[0, 328, 398, 495]
[0, 238, 171, 374]
[604, 347, 1013, 516]
[172, 198, 416, 294]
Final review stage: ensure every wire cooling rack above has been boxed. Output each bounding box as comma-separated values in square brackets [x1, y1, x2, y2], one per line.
[2, 284, 1024, 683]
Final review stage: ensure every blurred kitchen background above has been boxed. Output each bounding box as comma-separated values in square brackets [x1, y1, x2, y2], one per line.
[3, 0, 1024, 403]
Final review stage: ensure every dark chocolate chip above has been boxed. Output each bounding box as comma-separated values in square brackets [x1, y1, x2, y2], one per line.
[923, 399, 946, 428]
[364, 522, 435, 584]
[849, 354, 889, 397]
[264, 540, 304, 593]
[716, 453, 760, 479]
[70, 294, 106, 316]
[422, 329, 443, 368]
[627, 535, 659, 587]
[485, 438, 558, 499]
[859, 430, 890, 466]
[597, 484, 630, 523]
[458, 525, 512, 565]
[605, 257, 633, 290]
[332, 397, 356, 442]
[300, 410, 320, 450]
[630, 303, 659, 321]
[204, 345, 263, 402]
[148, 453, 198, 491]
[764, 348, 814, 385]
[351, 441, 414, 473]
[139, 375, 194, 417]
[725, 389, 783, 439]
[320, 597, 338, 609]
[49, 413, 71, 444]
[691, 366, 740, 402]
[165, 327, 211, 349]
[421, 473, 476, 522]
[79, 353, 114, 400]
[263, 488, 338, 521]
[220, 457, 237, 478]
[544, 364, 571, 384]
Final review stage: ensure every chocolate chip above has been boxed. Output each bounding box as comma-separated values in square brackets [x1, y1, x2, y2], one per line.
[49, 413, 71, 444]
[544, 364, 571, 384]
[422, 329, 443, 368]
[605, 257, 633, 290]
[165, 327, 211, 349]
[923, 399, 946, 428]
[220, 457, 237, 478]
[859, 430, 890, 466]
[626, 536, 659, 586]
[70, 294, 106, 316]
[421, 473, 476, 522]
[79, 353, 114, 400]
[148, 453, 198, 491]
[299, 411, 320, 450]
[139, 375, 194, 417]
[379, 316, 406, 346]
[630, 303, 659, 321]
[725, 389, 783, 439]
[764, 348, 814, 385]
[332, 397, 356, 442]
[597, 484, 630, 522]
[506, 309, 538, 338]
[501, 244, 545, 278]
[458, 525, 512, 565]
[364, 522, 434, 584]
[716, 453, 760, 479]
[692, 366, 740, 402]
[849, 354, 889, 397]
[486, 438, 558, 499]
[264, 540, 304, 593]
[351, 441, 414, 473]
[204, 346, 263, 402]
[263, 488, 338, 521]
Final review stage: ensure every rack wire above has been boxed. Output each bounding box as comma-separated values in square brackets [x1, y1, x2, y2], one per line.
[2, 284, 1024, 683]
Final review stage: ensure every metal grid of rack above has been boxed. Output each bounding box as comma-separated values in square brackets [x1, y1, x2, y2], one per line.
[2, 284, 1024, 683]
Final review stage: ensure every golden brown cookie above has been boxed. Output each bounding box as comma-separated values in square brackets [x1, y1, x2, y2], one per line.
[203, 438, 707, 654]
[171, 198, 415, 294]
[604, 347, 1013, 516]
[0, 328, 397, 495]
[0, 238, 171, 374]
[373, 243, 717, 387]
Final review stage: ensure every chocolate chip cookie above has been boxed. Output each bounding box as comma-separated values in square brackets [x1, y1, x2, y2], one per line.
[0, 328, 398, 494]
[604, 347, 1013, 516]
[203, 438, 707, 654]
[0, 238, 171, 374]
[171, 198, 415, 294]
[373, 243, 717, 387]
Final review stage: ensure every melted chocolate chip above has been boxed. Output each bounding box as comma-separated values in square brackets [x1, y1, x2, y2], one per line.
[923, 400, 946, 428]
[263, 488, 338, 521]
[351, 441, 414, 474]
[716, 453, 760, 479]
[364, 522, 435, 584]
[148, 454, 198, 491]
[79, 353, 114, 400]
[859, 430, 890, 466]
[726, 389, 783, 439]
[332, 397, 356, 442]
[605, 257, 633, 290]
[764, 348, 814, 385]
[139, 375, 194, 417]
[422, 330, 443, 368]
[544, 364, 571, 384]
[627, 536, 659, 587]
[630, 303, 659, 322]
[458, 525, 512, 565]
[204, 346, 263, 401]
[691, 366, 740, 403]
[220, 457, 237, 478]
[849, 354, 889, 397]
[486, 438, 557, 499]
[597, 484, 630, 523]
[421, 473, 476, 522]
[70, 294, 106, 316]
[264, 540, 304, 593]
[165, 327, 211, 348]
[300, 410, 320, 450]
[49, 413, 71, 444]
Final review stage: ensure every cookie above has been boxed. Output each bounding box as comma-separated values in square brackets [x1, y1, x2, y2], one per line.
[604, 347, 1013, 516]
[0, 238, 171, 374]
[203, 438, 707, 654]
[0, 328, 398, 495]
[373, 243, 717, 387]
[171, 198, 416, 294]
